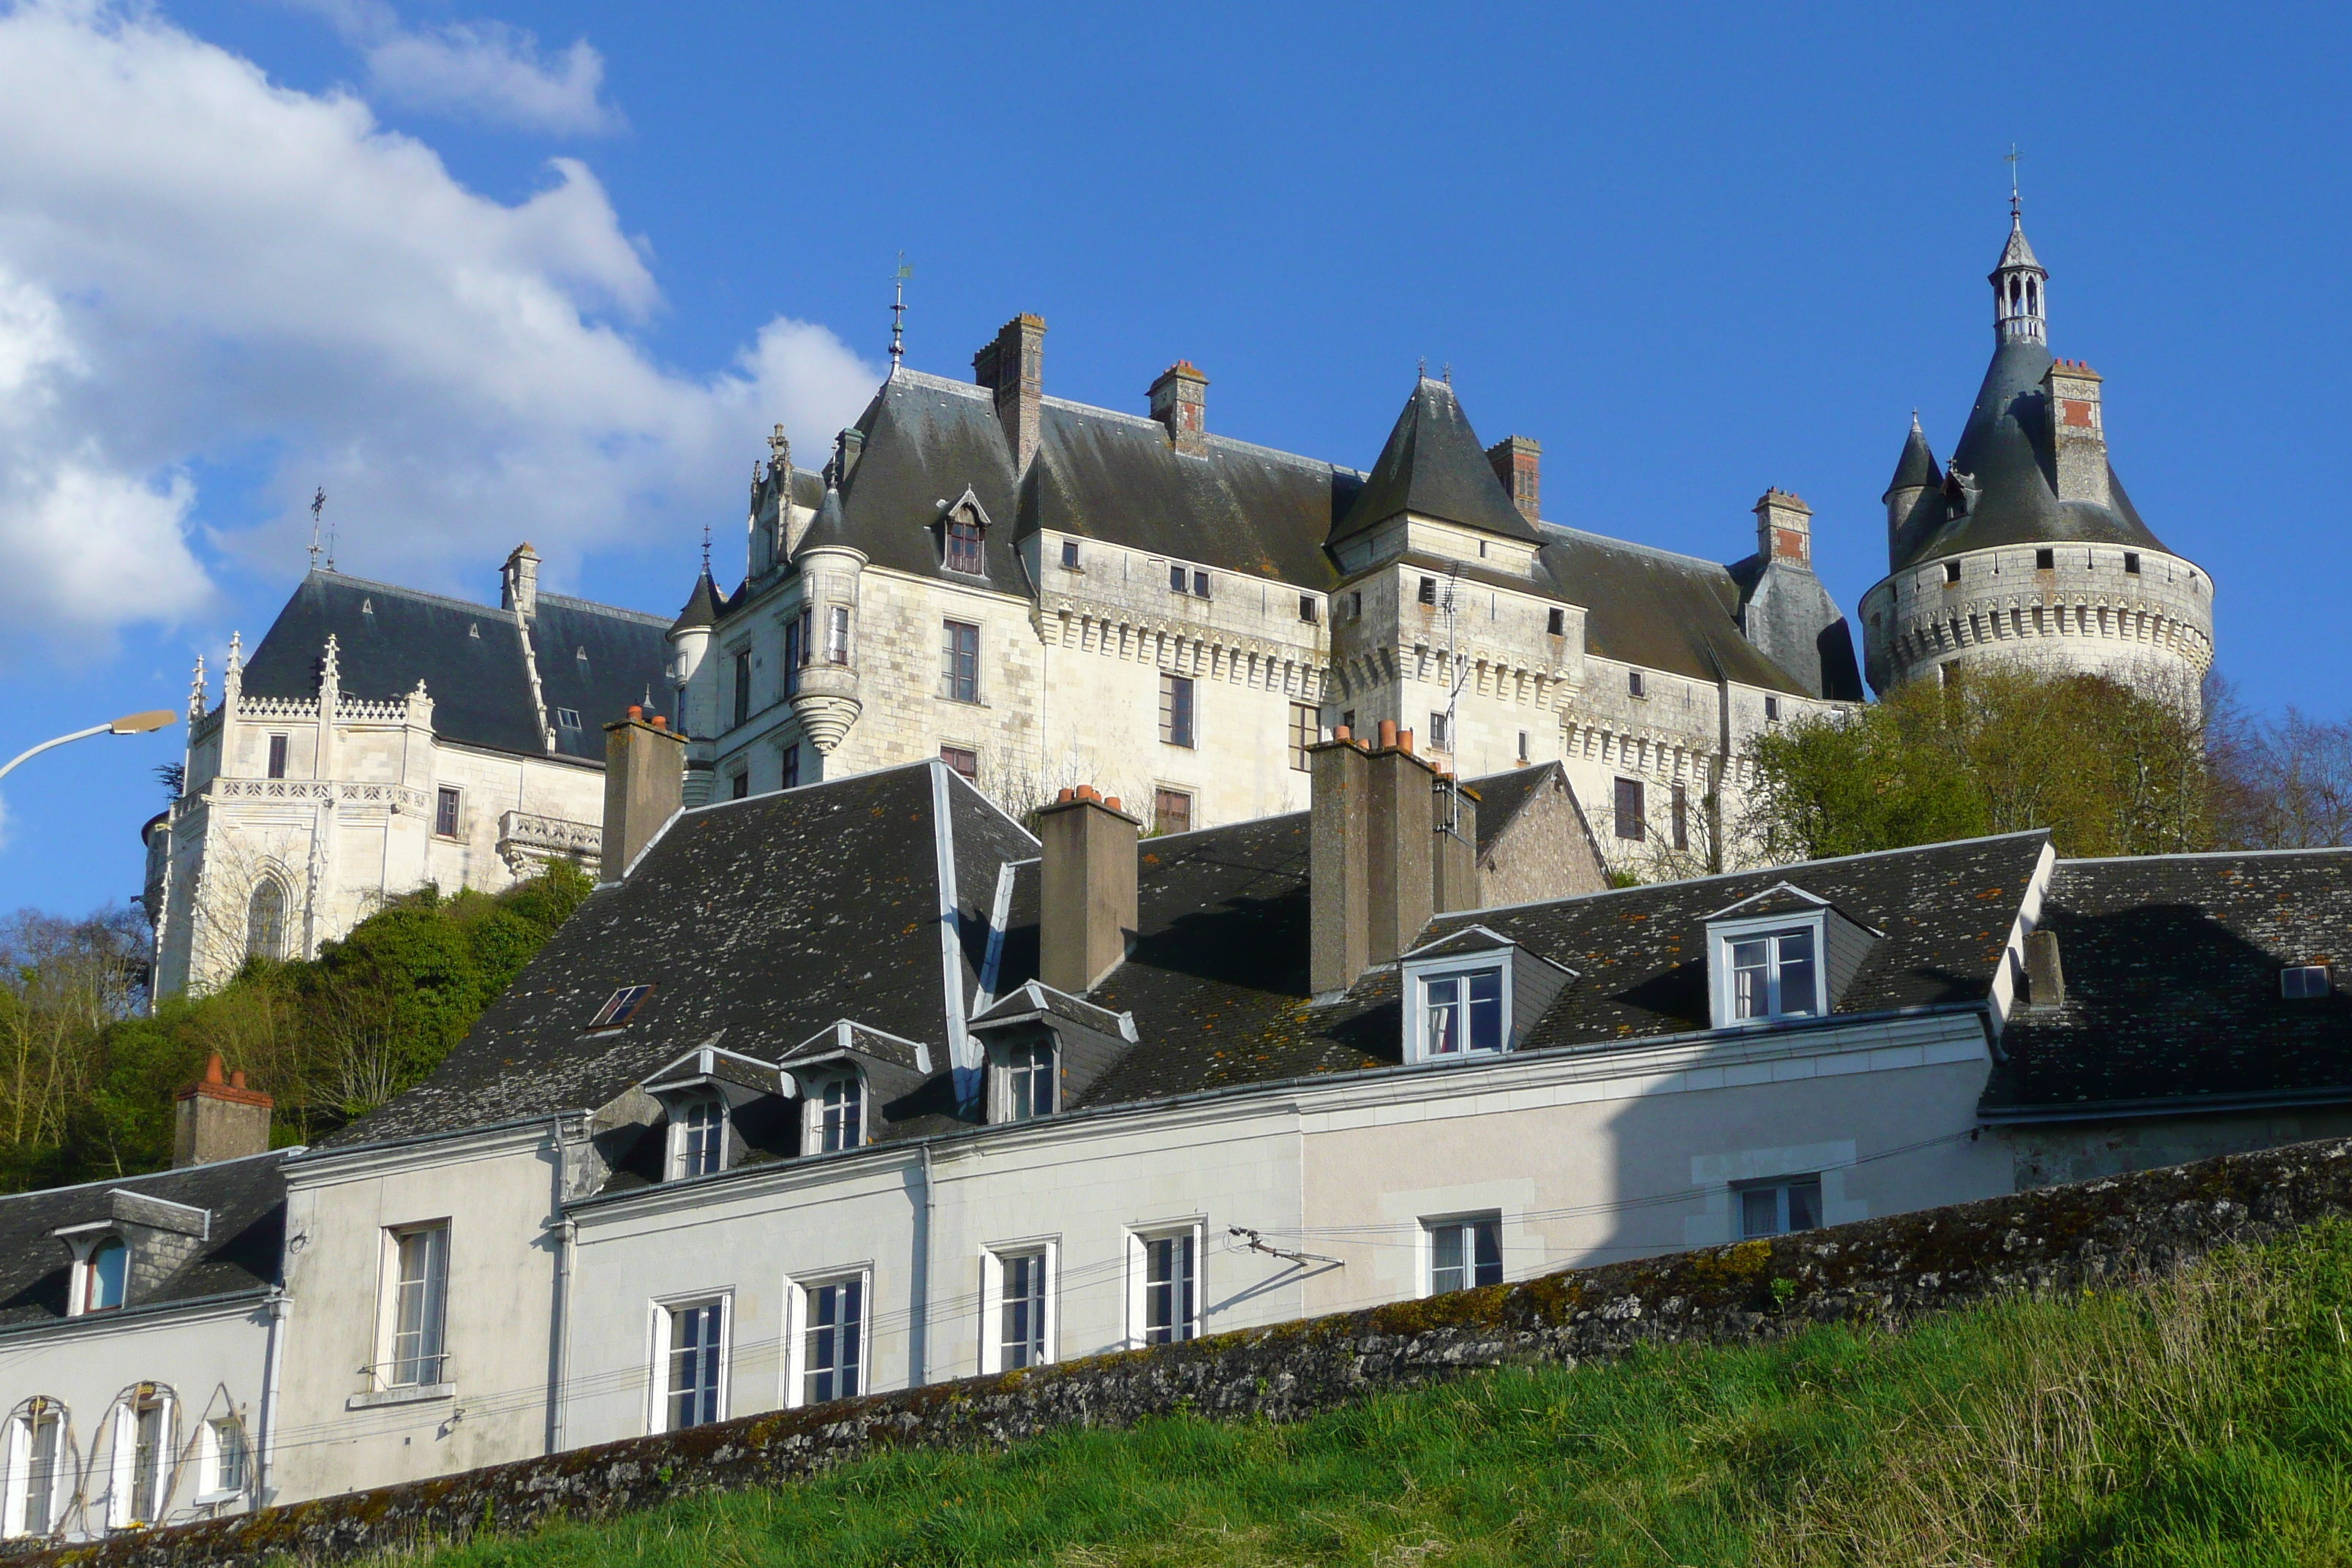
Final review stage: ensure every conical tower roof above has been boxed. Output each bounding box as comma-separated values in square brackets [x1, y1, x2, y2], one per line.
[1330, 377, 1542, 545]
[668, 567, 720, 636]
[1882, 413, 1941, 500]
[1992, 214, 2042, 276]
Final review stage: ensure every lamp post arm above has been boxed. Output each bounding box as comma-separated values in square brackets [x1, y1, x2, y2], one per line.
[0, 725, 113, 785]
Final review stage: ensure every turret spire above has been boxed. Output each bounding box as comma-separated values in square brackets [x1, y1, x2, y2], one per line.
[1990, 183, 2047, 347]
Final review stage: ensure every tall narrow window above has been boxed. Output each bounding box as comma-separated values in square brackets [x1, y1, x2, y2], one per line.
[1193, 569, 1211, 599]
[1417, 576, 1437, 606]
[730, 769, 750, 801]
[1426, 1215, 1502, 1295]
[1000, 1251, 1048, 1369]
[434, 787, 461, 837]
[1141, 1233, 1196, 1346]
[129, 1398, 163, 1523]
[388, 1224, 450, 1388]
[820, 1077, 862, 1152]
[1004, 1041, 1053, 1120]
[946, 512, 984, 574]
[674, 1097, 724, 1179]
[781, 743, 801, 789]
[1060, 539, 1079, 570]
[1613, 777, 1646, 841]
[943, 619, 981, 703]
[732, 649, 752, 728]
[802, 1279, 862, 1403]
[782, 617, 803, 698]
[245, 881, 285, 964]
[665, 1301, 725, 1430]
[1153, 788, 1192, 837]
[1627, 669, 1646, 698]
[1423, 968, 1504, 1055]
[1546, 606, 1565, 636]
[265, 734, 288, 780]
[1517, 731, 1530, 764]
[1429, 711, 1450, 750]
[1945, 560, 1961, 584]
[83, 1238, 127, 1313]
[18, 1405, 59, 1533]
[1729, 928, 1820, 1021]
[1298, 595, 1318, 623]
[1737, 1175, 1823, 1239]
[1764, 696, 1781, 722]
[1671, 783, 1689, 851]
[1289, 703, 1317, 771]
[206, 1418, 247, 1497]
[1159, 674, 1195, 748]
[825, 606, 851, 666]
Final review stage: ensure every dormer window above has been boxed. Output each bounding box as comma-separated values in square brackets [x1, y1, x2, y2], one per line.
[80, 1236, 127, 1313]
[1706, 884, 1874, 1028]
[670, 1095, 726, 1179]
[1002, 1041, 1055, 1120]
[2284, 965, 2334, 1000]
[815, 1076, 864, 1153]
[587, 984, 653, 1032]
[1399, 926, 1576, 1065]
[1727, 929, 1820, 1021]
[1425, 968, 1504, 1055]
[946, 511, 984, 575]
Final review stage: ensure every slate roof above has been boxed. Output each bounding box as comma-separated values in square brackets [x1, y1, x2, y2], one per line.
[1537, 527, 1815, 695]
[240, 571, 671, 765]
[1982, 850, 2352, 1120]
[0, 1151, 290, 1330]
[1331, 378, 1544, 546]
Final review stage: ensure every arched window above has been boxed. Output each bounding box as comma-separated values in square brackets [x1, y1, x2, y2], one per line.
[84, 1238, 127, 1313]
[245, 880, 285, 963]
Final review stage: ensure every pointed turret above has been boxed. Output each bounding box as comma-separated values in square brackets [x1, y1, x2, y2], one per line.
[1991, 207, 2048, 347]
[1882, 413, 1945, 568]
[668, 567, 720, 637]
[1330, 377, 1543, 546]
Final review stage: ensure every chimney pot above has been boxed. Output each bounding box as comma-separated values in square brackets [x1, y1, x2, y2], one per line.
[651, 714, 667, 730]
[1333, 725, 1352, 742]
[230, 1069, 247, 1090]
[174, 1055, 272, 1167]
[1104, 796, 1121, 812]
[204, 1053, 224, 1085]
[1378, 720, 1399, 750]
[1400, 728, 1415, 755]
[1057, 788, 1075, 803]
[627, 704, 643, 721]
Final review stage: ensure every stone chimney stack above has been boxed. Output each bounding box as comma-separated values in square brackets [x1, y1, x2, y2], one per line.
[501, 541, 541, 617]
[974, 314, 1048, 472]
[2044, 361, 2111, 508]
[173, 1055, 272, 1168]
[601, 705, 685, 881]
[1149, 362, 1210, 456]
[1365, 723, 1438, 965]
[1431, 780, 1481, 913]
[1485, 436, 1542, 523]
[1308, 728, 1373, 997]
[1037, 786, 1140, 994]
[1753, 489, 1813, 569]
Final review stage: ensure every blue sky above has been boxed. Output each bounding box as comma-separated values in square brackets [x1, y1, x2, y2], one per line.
[1, 0, 2344, 919]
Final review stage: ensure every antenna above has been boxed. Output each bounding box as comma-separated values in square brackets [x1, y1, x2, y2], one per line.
[308, 487, 325, 572]
[1438, 562, 1470, 840]
[2006, 143, 2022, 220]
[889, 253, 913, 374]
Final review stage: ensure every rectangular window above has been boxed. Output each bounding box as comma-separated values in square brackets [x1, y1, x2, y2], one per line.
[434, 786, 461, 838]
[2283, 965, 2334, 1000]
[801, 1279, 862, 1404]
[940, 745, 979, 782]
[266, 734, 287, 780]
[1153, 788, 1192, 837]
[664, 1300, 725, 1431]
[1671, 783, 1689, 851]
[1159, 674, 1195, 748]
[782, 617, 803, 698]
[825, 606, 851, 666]
[1417, 576, 1437, 606]
[1004, 1040, 1053, 1120]
[2035, 548, 2056, 570]
[729, 769, 750, 801]
[1349, 591, 1363, 621]
[942, 619, 981, 703]
[1298, 595, 1317, 623]
[19, 1408, 59, 1532]
[388, 1224, 450, 1388]
[674, 1097, 724, 1179]
[1167, 563, 1186, 593]
[2124, 551, 2141, 574]
[1340, 709, 1355, 735]
[1945, 560, 1961, 584]
[781, 743, 800, 789]
[1729, 927, 1820, 1020]
[207, 1418, 247, 1497]
[1140, 1232, 1197, 1346]
[1546, 606, 1565, 636]
[1517, 731, 1529, 764]
[946, 514, 984, 574]
[129, 1401, 162, 1523]
[1613, 777, 1646, 841]
[1627, 669, 1646, 698]
[733, 649, 752, 728]
[1765, 696, 1781, 721]
[998, 1250, 1049, 1371]
[588, 984, 653, 1030]
[1426, 1215, 1503, 1295]
[820, 1076, 862, 1152]
[1737, 1175, 1823, 1240]
[1060, 539, 1079, 570]
[1429, 711, 1450, 750]
[1424, 967, 1504, 1055]
[1289, 703, 1317, 771]
[1193, 569, 1211, 599]
[555, 706, 581, 730]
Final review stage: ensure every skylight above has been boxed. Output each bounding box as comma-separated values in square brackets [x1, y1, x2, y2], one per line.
[587, 984, 655, 1031]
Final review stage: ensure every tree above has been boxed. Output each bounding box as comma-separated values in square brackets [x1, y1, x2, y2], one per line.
[2208, 676, 2352, 850]
[1742, 663, 2212, 862]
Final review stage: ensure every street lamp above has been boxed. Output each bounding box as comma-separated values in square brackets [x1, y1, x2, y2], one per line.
[0, 709, 180, 786]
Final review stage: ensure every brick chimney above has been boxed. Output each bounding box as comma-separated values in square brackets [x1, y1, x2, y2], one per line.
[601, 705, 685, 881]
[173, 1055, 272, 1168]
[1753, 489, 1813, 569]
[974, 314, 1048, 472]
[1365, 723, 1438, 965]
[2044, 361, 2110, 507]
[500, 541, 540, 617]
[1308, 729, 1372, 996]
[1485, 436, 1542, 522]
[1149, 362, 1210, 456]
[1037, 786, 1140, 993]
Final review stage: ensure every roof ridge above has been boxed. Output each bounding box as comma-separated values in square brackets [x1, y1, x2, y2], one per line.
[1540, 524, 1741, 577]
[0, 1146, 298, 1207]
[1036, 391, 1365, 478]
[672, 755, 941, 821]
[535, 591, 671, 627]
[2057, 845, 2352, 867]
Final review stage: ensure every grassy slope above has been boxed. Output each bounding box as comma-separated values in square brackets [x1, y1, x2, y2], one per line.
[411, 1222, 2352, 1568]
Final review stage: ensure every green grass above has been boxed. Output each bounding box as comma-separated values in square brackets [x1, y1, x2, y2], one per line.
[409, 1222, 2352, 1568]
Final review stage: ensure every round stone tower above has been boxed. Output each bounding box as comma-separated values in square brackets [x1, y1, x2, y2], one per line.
[1859, 206, 2215, 704]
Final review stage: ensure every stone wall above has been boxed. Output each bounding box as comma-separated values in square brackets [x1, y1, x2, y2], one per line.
[26, 1134, 2352, 1568]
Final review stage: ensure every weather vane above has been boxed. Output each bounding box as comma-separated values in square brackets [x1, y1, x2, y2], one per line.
[308, 487, 325, 571]
[701, 521, 712, 575]
[889, 253, 913, 373]
[2006, 143, 2022, 219]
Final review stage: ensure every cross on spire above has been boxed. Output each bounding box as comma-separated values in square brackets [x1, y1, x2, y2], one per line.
[889, 253, 913, 374]
[2006, 143, 2022, 221]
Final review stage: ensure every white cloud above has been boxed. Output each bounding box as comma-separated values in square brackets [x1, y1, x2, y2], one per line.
[0, 1, 880, 653]
[290, 0, 619, 135]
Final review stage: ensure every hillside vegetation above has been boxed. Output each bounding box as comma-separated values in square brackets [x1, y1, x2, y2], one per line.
[401, 1221, 2352, 1568]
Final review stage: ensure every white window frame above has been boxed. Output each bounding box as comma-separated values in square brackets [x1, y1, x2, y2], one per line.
[108, 1387, 171, 1529]
[992, 1040, 1055, 1123]
[1708, 911, 1829, 1028]
[649, 1292, 731, 1434]
[1398, 952, 1513, 1064]
[1126, 1221, 1205, 1349]
[1422, 1212, 1504, 1297]
[783, 1268, 872, 1409]
[377, 1221, 452, 1393]
[60, 1229, 129, 1317]
[806, 1072, 866, 1153]
[1734, 1174, 1824, 1240]
[667, 1092, 728, 1180]
[979, 1239, 1058, 1375]
[3, 1401, 64, 1538]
